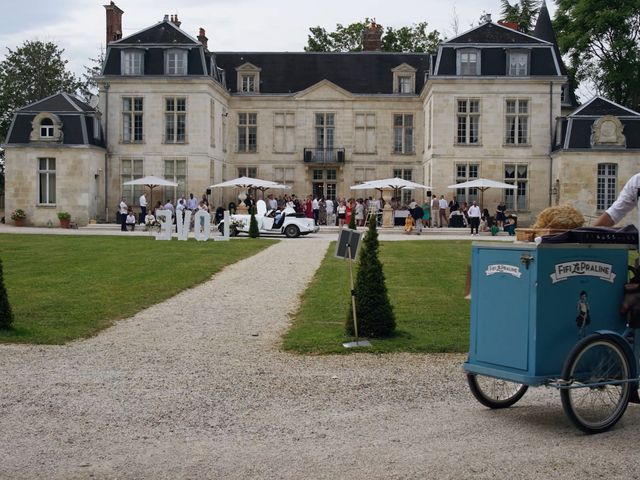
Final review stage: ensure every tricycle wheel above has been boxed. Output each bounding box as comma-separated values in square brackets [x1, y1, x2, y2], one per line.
[560, 335, 631, 434]
[467, 374, 528, 409]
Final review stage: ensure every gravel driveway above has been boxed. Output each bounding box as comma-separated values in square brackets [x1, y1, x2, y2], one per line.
[1, 237, 639, 479]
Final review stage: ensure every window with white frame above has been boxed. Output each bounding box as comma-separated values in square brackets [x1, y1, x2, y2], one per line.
[454, 163, 479, 204]
[274, 112, 295, 153]
[393, 114, 414, 154]
[427, 100, 433, 149]
[238, 166, 257, 178]
[164, 97, 186, 143]
[456, 99, 480, 144]
[315, 113, 335, 151]
[121, 158, 143, 205]
[210, 99, 216, 147]
[354, 113, 376, 153]
[38, 157, 56, 204]
[393, 168, 413, 205]
[122, 50, 144, 75]
[222, 109, 228, 152]
[504, 163, 528, 211]
[235, 63, 261, 93]
[165, 49, 187, 75]
[238, 113, 257, 153]
[392, 64, 416, 94]
[597, 163, 617, 211]
[164, 158, 187, 200]
[354, 167, 376, 185]
[508, 51, 528, 76]
[274, 167, 295, 189]
[40, 118, 54, 138]
[241, 74, 257, 92]
[457, 49, 480, 76]
[122, 97, 143, 143]
[398, 76, 412, 93]
[505, 99, 529, 145]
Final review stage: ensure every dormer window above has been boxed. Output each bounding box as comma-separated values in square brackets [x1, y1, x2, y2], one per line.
[235, 63, 261, 93]
[40, 118, 54, 138]
[165, 49, 187, 75]
[392, 64, 417, 94]
[457, 49, 480, 76]
[122, 50, 144, 75]
[508, 51, 529, 76]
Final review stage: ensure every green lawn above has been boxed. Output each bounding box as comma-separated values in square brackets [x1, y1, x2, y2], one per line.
[282, 241, 473, 354]
[0, 235, 275, 344]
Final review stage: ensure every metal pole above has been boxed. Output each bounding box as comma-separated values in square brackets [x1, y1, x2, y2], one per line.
[348, 242, 359, 343]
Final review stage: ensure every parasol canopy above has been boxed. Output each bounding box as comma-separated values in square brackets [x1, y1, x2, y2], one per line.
[123, 175, 179, 207]
[209, 176, 290, 191]
[447, 178, 517, 209]
[350, 177, 432, 191]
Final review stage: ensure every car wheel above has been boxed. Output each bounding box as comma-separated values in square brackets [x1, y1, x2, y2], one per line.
[284, 224, 300, 238]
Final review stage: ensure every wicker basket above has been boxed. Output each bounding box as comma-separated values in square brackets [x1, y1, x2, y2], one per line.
[515, 228, 569, 242]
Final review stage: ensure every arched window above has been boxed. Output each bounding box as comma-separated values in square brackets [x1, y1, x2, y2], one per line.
[40, 118, 54, 138]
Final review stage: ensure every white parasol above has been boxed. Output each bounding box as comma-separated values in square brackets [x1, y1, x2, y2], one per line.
[123, 175, 179, 207]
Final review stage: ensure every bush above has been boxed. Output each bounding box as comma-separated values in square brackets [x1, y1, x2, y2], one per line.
[345, 215, 395, 338]
[0, 258, 13, 330]
[57, 211, 71, 220]
[348, 208, 357, 230]
[10, 209, 26, 220]
[249, 210, 259, 238]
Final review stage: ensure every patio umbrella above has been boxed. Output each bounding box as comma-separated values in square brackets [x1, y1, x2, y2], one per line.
[209, 176, 289, 191]
[350, 177, 432, 191]
[123, 175, 178, 207]
[447, 178, 517, 209]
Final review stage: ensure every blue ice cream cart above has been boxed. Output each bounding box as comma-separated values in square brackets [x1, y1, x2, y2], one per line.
[463, 237, 640, 433]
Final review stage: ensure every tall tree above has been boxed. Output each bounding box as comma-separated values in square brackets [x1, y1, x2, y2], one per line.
[78, 48, 105, 104]
[0, 40, 83, 141]
[500, 0, 541, 33]
[305, 19, 441, 52]
[554, 0, 640, 110]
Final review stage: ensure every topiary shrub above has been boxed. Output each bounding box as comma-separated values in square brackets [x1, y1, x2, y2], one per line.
[345, 215, 395, 338]
[348, 208, 357, 230]
[249, 209, 260, 238]
[0, 258, 13, 330]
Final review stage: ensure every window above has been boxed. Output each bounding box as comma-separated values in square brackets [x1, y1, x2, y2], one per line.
[427, 100, 433, 149]
[393, 114, 414, 154]
[238, 167, 257, 178]
[122, 97, 143, 143]
[458, 50, 480, 76]
[238, 113, 257, 153]
[38, 157, 56, 204]
[597, 164, 617, 211]
[222, 108, 228, 152]
[210, 100, 216, 147]
[393, 168, 413, 205]
[392, 64, 416, 94]
[311, 169, 337, 201]
[164, 158, 187, 200]
[165, 49, 187, 75]
[164, 97, 186, 143]
[241, 74, 257, 92]
[454, 163, 479, 204]
[354, 113, 376, 153]
[398, 76, 412, 93]
[456, 99, 480, 144]
[121, 158, 143, 205]
[274, 112, 295, 153]
[122, 50, 143, 75]
[274, 167, 295, 189]
[504, 164, 528, 211]
[508, 51, 528, 76]
[354, 167, 376, 189]
[315, 113, 335, 150]
[505, 99, 529, 145]
[40, 118, 54, 138]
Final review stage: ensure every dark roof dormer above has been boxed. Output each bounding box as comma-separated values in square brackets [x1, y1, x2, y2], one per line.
[569, 96, 640, 118]
[4, 92, 104, 147]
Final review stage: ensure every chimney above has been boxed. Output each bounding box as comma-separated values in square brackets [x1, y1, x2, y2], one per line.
[498, 20, 519, 31]
[362, 20, 383, 51]
[198, 28, 209, 49]
[170, 13, 181, 28]
[104, 1, 124, 44]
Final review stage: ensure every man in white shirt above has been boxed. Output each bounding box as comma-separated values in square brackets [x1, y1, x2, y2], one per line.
[468, 200, 481, 235]
[325, 198, 334, 226]
[312, 196, 320, 225]
[187, 193, 198, 211]
[139, 193, 147, 224]
[119, 198, 128, 231]
[595, 173, 640, 226]
[438, 195, 448, 228]
[431, 195, 440, 227]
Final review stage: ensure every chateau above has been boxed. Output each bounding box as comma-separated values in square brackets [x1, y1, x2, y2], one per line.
[4, 1, 640, 226]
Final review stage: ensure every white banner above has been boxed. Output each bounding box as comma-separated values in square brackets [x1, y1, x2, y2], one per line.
[485, 264, 522, 278]
[550, 261, 616, 284]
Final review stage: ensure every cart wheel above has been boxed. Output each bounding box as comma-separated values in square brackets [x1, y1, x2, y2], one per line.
[560, 335, 631, 434]
[467, 374, 528, 409]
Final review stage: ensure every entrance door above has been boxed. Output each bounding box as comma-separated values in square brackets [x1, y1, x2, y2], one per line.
[312, 169, 338, 200]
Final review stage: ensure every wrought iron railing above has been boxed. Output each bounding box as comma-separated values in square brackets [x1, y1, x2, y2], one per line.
[303, 148, 345, 164]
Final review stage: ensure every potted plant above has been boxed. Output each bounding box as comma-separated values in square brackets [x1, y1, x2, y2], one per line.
[57, 211, 71, 229]
[10, 209, 26, 227]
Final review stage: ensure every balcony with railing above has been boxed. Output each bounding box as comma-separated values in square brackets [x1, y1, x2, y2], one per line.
[303, 148, 345, 164]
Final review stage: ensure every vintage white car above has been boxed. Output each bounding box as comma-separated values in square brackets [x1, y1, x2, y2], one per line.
[218, 200, 319, 238]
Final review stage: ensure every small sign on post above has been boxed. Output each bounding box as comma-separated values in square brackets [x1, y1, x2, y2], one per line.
[335, 229, 371, 348]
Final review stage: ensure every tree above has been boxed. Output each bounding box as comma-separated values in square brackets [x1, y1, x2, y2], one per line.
[0, 40, 83, 141]
[305, 19, 441, 53]
[78, 48, 105, 104]
[348, 208, 357, 230]
[345, 215, 396, 338]
[500, 0, 541, 33]
[555, 0, 640, 110]
[0, 259, 13, 330]
[249, 208, 259, 238]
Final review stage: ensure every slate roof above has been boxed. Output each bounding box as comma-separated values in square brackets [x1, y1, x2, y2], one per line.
[5, 92, 104, 147]
[214, 52, 430, 94]
[112, 20, 199, 45]
[570, 96, 640, 117]
[445, 22, 549, 45]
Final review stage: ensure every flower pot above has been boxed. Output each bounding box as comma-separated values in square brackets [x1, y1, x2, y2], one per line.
[59, 218, 71, 229]
[14, 218, 25, 227]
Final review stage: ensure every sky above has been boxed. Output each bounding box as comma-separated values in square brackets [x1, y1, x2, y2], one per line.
[0, 0, 559, 77]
